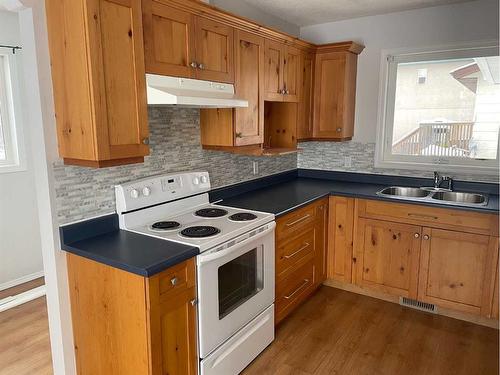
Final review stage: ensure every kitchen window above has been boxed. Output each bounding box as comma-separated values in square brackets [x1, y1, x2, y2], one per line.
[375, 45, 500, 174]
[0, 50, 24, 172]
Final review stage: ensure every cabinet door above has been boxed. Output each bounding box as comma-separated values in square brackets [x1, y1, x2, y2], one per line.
[264, 39, 285, 101]
[194, 17, 234, 83]
[314, 199, 329, 286]
[234, 30, 265, 146]
[328, 196, 355, 284]
[142, 0, 196, 78]
[492, 255, 499, 319]
[418, 229, 498, 316]
[354, 219, 422, 298]
[297, 52, 314, 139]
[313, 51, 357, 140]
[91, 0, 150, 162]
[149, 260, 198, 375]
[283, 46, 300, 103]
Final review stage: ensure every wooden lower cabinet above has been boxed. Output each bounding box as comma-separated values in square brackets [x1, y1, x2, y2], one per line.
[67, 254, 198, 375]
[417, 229, 498, 317]
[328, 196, 355, 283]
[275, 198, 328, 325]
[332, 198, 500, 323]
[354, 218, 422, 299]
[492, 254, 499, 319]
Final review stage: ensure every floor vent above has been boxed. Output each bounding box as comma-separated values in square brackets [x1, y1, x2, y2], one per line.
[399, 297, 438, 314]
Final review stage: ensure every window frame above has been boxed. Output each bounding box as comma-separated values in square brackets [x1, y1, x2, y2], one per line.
[375, 42, 500, 176]
[0, 50, 26, 173]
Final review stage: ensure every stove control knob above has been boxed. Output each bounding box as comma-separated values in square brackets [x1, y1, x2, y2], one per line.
[192, 177, 200, 185]
[142, 187, 151, 197]
[200, 175, 208, 184]
[130, 189, 140, 199]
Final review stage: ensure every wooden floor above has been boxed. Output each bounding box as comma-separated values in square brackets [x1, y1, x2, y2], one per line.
[0, 277, 45, 300]
[0, 285, 497, 375]
[0, 278, 53, 375]
[244, 286, 499, 375]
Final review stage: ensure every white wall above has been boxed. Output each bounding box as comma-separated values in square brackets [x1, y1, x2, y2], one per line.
[210, 0, 300, 36]
[0, 10, 43, 289]
[300, 0, 500, 143]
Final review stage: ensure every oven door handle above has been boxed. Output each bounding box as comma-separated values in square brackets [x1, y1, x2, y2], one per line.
[198, 221, 276, 265]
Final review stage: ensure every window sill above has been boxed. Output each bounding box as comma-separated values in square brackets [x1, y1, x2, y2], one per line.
[374, 158, 499, 178]
[0, 162, 27, 174]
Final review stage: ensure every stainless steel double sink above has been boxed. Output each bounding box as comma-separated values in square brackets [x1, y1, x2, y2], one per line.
[376, 186, 488, 207]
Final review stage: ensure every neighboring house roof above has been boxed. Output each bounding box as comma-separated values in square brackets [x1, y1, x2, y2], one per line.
[450, 62, 479, 93]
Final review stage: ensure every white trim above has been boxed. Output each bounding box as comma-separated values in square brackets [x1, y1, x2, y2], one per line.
[0, 50, 27, 173]
[0, 270, 44, 291]
[375, 41, 500, 176]
[0, 285, 46, 313]
[17, 3, 77, 374]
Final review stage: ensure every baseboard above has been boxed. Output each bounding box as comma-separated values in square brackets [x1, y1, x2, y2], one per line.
[0, 270, 44, 292]
[0, 285, 46, 313]
[323, 279, 499, 330]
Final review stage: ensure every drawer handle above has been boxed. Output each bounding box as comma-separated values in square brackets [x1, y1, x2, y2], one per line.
[170, 277, 178, 286]
[285, 214, 311, 227]
[284, 279, 310, 300]
[283, 242, 310, 259]
[408, 213, 438, 220]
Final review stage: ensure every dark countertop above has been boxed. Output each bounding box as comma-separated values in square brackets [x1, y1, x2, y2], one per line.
[218, 171, 499, 217]
[60, 214, 199, 277]
[60, 169, 498, 277]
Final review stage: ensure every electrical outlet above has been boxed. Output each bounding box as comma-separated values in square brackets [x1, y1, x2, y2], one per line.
[344, 156, 352, 168]
[252, 161, 259, 175]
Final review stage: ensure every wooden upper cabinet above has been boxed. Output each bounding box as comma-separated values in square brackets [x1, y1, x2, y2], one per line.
[418, 229, 498, 317]
[46, 0, 149, 167]
[313, 43, 364, 141]
[283, 46, 300, 102]
[297, 52, 314, 140]
[234, 30, 265, 145]
[194, 17, 234, 83]
[142, 0, 195, 78]
[143, 0, 234, 83]
[264, 39, 285, 101]
[263, 40, 300, 102]
[354, 218, 422, 299]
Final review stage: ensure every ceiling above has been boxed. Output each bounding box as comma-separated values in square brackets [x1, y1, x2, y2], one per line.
[241, 0, 473, 26]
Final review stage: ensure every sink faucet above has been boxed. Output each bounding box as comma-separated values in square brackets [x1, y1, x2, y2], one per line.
[433, 171, 453, 191]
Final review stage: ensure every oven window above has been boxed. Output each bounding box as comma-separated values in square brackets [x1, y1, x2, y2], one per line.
[218, 247, 263, 319]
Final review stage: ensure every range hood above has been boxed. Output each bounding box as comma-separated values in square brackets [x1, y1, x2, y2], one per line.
[146, 74, 248, 108]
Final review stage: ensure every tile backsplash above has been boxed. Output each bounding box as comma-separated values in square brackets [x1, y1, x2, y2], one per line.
[297, 141, 500, 184]
[54, 107, 297, 225]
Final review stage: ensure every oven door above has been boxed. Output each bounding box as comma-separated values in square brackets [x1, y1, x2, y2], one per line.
[197, 221, 275, 358]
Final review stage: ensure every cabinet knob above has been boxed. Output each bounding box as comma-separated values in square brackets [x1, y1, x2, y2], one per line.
[142, 137, 150, 145]
[336, 127, 342, 133]
[190, 298, 198, 306]
[190, 61, 198, 68]
[198, 63, 205, 70]
[285, 89, 290, 94]
[235, 132, 243, 138]
[414, 233, 420, 238]
[423, 234, 430, 240]
[170, 277, 178, 286]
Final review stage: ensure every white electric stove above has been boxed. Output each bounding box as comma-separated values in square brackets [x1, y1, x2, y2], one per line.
[115, 171, 276, 375]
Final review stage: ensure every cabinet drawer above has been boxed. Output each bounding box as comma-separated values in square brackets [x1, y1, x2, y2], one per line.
[276, 205, 316, 242]
[158, 258, 195, 297]
[276, 259, 315, 324]
[276, 228, 315, 279]
[358, 199, 499, 236]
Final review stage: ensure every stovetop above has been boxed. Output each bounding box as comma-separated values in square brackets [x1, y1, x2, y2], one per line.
[122, 202, 274, 252]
